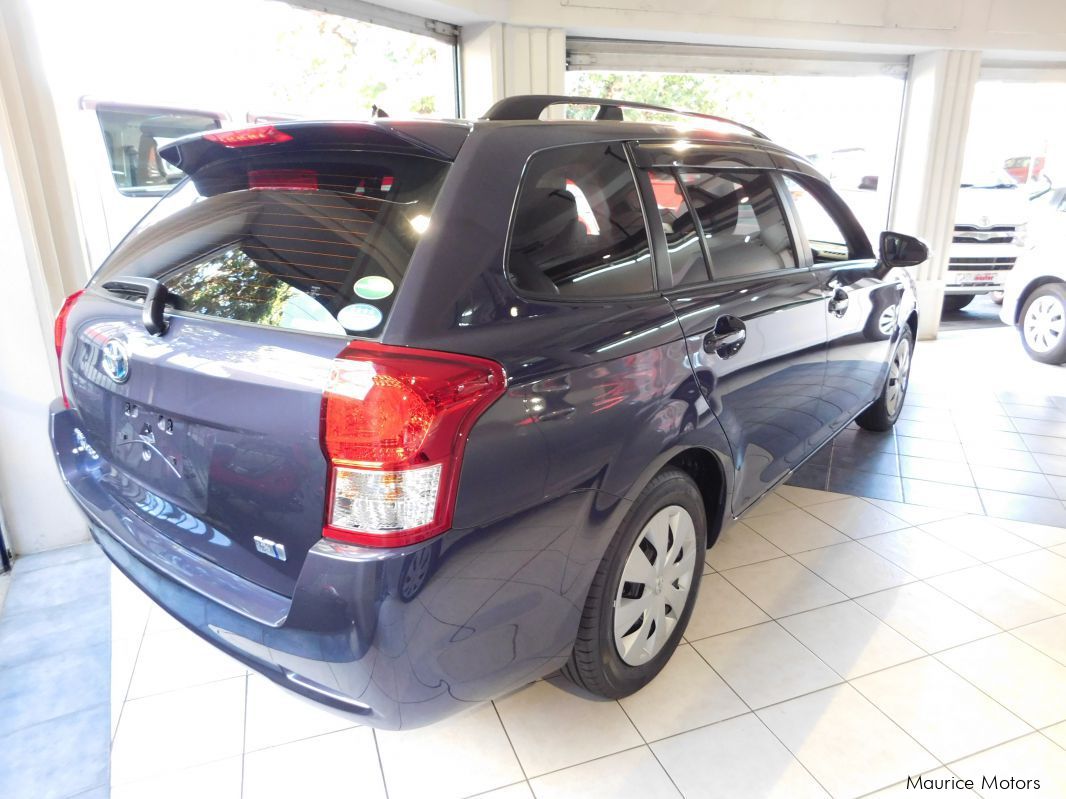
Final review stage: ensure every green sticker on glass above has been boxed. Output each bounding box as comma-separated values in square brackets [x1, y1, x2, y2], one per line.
[354, 275, 394, 301]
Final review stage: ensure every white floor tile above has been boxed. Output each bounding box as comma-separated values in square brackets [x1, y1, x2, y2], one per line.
[706, 521, 785, 571]
[993, 549, 1066, 604]
[866, 768, 979, 797]
[111, 676, 246, 785]
[851, 657, 1031, 762]
[721, 558, 846, 619]
[110, 567, 152, 641]
[919, 516, 1038, 562]
[242, 727, 385, 799]
[111, 635, 140, 740]
[742, 508, 850, 554]
[470, 783, 534, 799]
[927, 565, 1066, 629]
[779, 601, 924, 679]
[494, 677, 642, 777]
[951, 734, 1066, 798]
[742, 492, 798, 518]
[757, 684, 938, 799]
[377, 704, 523, 799]
[243, 673, 356, 752]
[864, 499, 963, 526]
[802, 497, 910, 539]
[860, 527, 978, 579]
[652, 713, 829, 799]
[773, 486, 848, 508]
[856, 582, 998, 653]
[126, 627, 246, 699]
[144, 601, 185, 634]
[110, 757, 242, 799]
[694, 622, 840, 709]
[618, 644, 746, 741]
[684, 573, 770, 641]
[1044, 721, 1066, 749]
[937, 634, 1066, 728]
[793, 542, 915, 597]
[987, 518, 1066, 548]
[530, 746, 680, 799]
[1012, 615, 1066, 666]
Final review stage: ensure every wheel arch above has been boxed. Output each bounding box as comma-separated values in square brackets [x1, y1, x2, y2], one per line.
[1013, 276, 1065, 325]
[662, 448, 729, 549]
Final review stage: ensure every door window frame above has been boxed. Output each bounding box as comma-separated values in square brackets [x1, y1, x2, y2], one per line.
[773, 168, 877, 267]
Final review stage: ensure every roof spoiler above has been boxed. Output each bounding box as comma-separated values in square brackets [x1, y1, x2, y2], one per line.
[159, 120, 471, 177]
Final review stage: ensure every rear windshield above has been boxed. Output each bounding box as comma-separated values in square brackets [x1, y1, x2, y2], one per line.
[91, 150, 449, 337]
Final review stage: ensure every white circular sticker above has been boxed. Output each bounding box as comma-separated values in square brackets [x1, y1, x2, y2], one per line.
[354, 275, 394, 301]
[337, 303, 383, 332]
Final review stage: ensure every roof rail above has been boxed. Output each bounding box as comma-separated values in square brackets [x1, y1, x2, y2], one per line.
[481, 94, 768, 140]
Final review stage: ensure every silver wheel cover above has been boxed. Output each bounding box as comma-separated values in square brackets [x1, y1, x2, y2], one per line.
[885, 336, 911, 416]
[1024, 295, 1065, 354]
[613, 505, 698, 666]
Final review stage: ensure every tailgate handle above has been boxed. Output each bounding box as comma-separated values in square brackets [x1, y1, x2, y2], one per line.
[102, 277, 170, 336]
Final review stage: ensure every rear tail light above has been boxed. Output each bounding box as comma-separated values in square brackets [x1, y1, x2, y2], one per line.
[204, 125, 293, 148]
[54, 290, 84, 409]
[321, 342, 506, 547]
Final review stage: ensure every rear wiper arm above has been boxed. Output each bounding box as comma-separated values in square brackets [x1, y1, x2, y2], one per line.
[101, 276, 171, 337]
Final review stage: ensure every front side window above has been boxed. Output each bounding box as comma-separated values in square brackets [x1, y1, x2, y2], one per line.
[649, 169, 710, 287]
[96, 106, 221, 196]
[783, 175, 861, 263]
[508, 143, 653, 298]
[680, 170, 797, 280]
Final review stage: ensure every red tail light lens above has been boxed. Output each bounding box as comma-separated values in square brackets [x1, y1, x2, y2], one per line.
[204, 125, 293, 148]
[54, 289, 84, 408]
[321, 342, 506, 547]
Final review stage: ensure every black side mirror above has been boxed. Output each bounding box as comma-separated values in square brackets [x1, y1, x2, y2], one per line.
[879, 231, 928, 269]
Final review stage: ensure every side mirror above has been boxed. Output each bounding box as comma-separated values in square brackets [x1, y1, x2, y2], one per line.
[879, 231, 928, 269]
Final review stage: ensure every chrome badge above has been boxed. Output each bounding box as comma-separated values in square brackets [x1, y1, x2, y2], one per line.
[254, 536, 287, 562]
[101, 339, 130, 384]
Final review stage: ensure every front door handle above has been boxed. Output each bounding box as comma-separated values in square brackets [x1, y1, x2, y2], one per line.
[828, 288, 850, 318]
[704, 315, 747, 358]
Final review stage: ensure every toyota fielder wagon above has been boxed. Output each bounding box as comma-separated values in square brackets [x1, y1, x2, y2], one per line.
[50, 94, 925, 729]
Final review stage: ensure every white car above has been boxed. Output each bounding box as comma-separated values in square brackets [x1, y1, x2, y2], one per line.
[1000, 187, 1066, 363]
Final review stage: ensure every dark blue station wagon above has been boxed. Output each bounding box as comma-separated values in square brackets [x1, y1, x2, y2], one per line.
[49, 95, 925, 728]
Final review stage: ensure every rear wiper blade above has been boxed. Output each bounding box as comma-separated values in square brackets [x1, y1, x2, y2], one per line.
[101, 276, 171, 337]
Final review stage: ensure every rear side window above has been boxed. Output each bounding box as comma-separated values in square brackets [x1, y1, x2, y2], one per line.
[680, 170, 797, 280]
[95, 106, 221, 196]
[648, 169, 710, 287]
[508, 143, 653, 298]
[92, 151, 449, 337]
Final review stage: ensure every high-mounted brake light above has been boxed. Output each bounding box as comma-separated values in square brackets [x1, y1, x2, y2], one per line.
[248, 169, 318, 191]
[54, 289, 84, 408]
[204, 125, 293, 148]
[321, 342, 506, 548]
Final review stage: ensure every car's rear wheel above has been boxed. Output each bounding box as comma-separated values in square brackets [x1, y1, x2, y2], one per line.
[857, 326, 913, 432]
[1020, 283, 1066, 364]
[563, 468, 706, 698]
[942, 294, 975, 312]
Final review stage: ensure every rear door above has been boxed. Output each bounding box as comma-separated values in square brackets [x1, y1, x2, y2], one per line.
[636, 148, 831, 514]
[62, 134, 451, 595]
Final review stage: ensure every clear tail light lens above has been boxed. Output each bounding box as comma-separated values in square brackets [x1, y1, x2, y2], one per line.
[321, 341, 505, 547]
[54, 290, 84, 408]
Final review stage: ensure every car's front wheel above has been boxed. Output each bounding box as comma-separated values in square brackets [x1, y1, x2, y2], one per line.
[563, 468, 706, 698]
[1020, 283, 1066, 364]
[857, 326, 913, 432]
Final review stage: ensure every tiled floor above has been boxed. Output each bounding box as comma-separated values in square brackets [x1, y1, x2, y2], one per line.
[106, 481, 1066, 799]
[788, 327, 1066, 527]
[0, 543, 111, 799]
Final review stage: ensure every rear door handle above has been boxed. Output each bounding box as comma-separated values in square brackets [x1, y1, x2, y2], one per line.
[828, 288, 850, 317]
[704, 315, 747, 358]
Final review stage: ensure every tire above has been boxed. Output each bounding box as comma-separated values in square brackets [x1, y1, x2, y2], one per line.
[856, 326, 914, 432]
[562, 468, 707, 698]
[942, 294, 975, 313]
[1019, 283, 1066, 365]
[991, 291, 1005, 306]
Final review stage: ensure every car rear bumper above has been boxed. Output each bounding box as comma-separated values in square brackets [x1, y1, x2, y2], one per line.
[49, 400, 593, 729]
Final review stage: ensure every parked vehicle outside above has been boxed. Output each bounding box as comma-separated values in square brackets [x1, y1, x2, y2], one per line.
[943, 168, 1032, 312]
[49, 96, 924, 729]
[1000, 187, 1066, 362]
